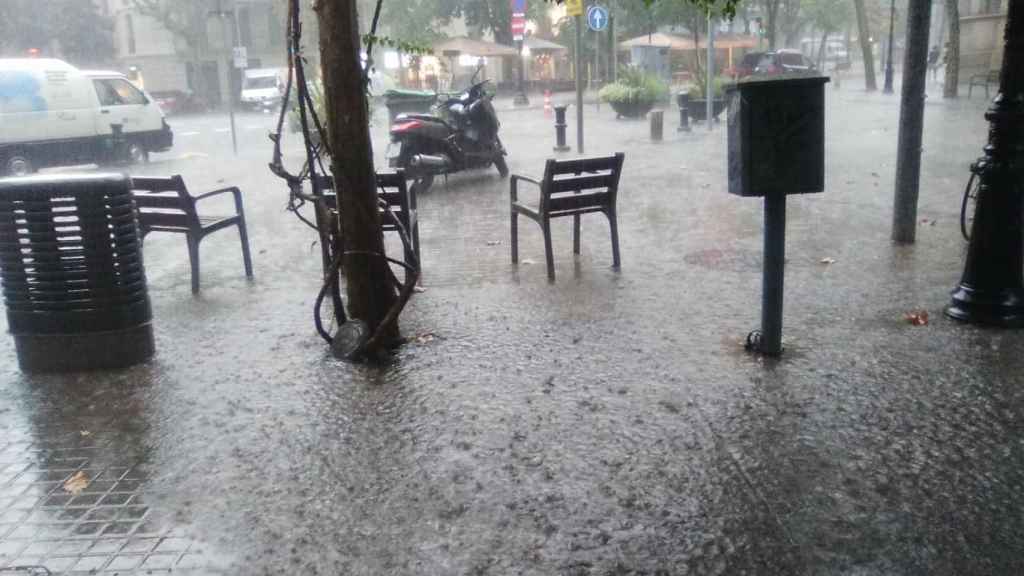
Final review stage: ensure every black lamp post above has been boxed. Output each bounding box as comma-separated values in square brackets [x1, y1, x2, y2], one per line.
[883, 0, 896, 94]
[947, 3, 1024, 326]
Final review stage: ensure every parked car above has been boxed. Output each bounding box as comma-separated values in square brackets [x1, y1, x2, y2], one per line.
[754, 50, 819, 76]
[150, 89, 206, 116]
[734, 51, 766, 79]
[0, 58, 173, 176]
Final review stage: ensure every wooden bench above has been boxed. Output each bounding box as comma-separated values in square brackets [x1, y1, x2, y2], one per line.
[968, 70, 999, 99]
[510, 153, 625, 281]
[317, 170, 420, 282]
[131, 175, 253, 293]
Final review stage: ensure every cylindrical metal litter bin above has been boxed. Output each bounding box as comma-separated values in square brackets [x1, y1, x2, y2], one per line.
[0, 174, 154, 372]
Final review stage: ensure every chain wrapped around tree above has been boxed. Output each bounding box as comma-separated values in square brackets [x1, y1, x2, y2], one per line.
[269, 0, 418, 361]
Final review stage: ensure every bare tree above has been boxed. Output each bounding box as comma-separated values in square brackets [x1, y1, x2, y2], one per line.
[943, 0, 960, 98]
[760, 0, 783, 49]
[853, 0, 877, 91]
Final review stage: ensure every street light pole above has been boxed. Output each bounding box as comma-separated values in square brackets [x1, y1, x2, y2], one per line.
[211, 0, 238, 155]
[883, 0, 896, 94]
[947, 0, 1024, 326]
[706, 11, 714, 131]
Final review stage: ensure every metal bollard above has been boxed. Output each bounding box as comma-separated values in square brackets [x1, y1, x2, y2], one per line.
[553, 105, 570, 152]
[650, 110, 664, 141]
[676, 92, 691, 132]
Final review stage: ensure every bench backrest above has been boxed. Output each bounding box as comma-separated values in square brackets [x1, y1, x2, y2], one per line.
[130, 175, 197, 230]
[316, 170, 413, 231]
[540, 153, 625, 216]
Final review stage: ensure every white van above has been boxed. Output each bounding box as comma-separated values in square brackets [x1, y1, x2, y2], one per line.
[0, 58, 173, 176]
[240, 68, 284, 111]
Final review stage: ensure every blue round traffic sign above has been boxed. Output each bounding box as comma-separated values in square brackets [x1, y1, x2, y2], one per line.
[587, 5, 609, 32]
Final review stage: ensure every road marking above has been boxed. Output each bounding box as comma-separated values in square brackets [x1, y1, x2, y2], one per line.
[179, 131, 201, 137]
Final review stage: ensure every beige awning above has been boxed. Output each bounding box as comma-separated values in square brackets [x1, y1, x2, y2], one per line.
[524, 36, 568, 52]
[433, 37, 519, 58]
[619, 32, 758, 51]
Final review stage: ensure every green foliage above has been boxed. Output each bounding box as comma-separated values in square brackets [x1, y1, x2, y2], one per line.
[687, 76, 730, 99]
[599, 67, 669, 104]
[547, 0, 742, 22]
[0, 0, 114, 65]
[363, 35, 434, 56]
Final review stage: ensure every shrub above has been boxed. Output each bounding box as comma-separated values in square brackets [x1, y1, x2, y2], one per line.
[599, 66, 670, 105]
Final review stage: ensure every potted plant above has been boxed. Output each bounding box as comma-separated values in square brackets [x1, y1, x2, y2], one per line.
[687, 75, 730, 122]
[598, 67, 670, 119]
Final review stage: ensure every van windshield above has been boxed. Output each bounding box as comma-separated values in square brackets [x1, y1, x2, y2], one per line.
[244, 76, 277, 90]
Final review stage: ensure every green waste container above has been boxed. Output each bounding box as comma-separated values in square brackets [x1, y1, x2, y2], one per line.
[384, 89, 437, 126]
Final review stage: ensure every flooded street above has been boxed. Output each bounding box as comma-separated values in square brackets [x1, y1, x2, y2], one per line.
[2, 78, 1023, 575]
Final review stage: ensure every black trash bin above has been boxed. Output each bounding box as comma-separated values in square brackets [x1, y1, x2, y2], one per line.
[0, 174, 154, 372]
[384, 89, 437, 126]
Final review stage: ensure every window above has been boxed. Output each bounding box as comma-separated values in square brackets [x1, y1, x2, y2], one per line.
[93, 79, 121, 106]
[780, 53, 804, 66]
[93, 79, 147, 106]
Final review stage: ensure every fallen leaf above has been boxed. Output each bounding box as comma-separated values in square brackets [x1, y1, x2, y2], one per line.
[413, 332, 437, 344]
[79, 430, 91, 437]
[871, 172, 880, 178]
[904, 310, 930, 326]
[486, 240, 501, 246]
[413, 285, 426, 293]
[820, 257, 837, 265]
[521, 259, 536, 265]
[63, 471, 89, 496]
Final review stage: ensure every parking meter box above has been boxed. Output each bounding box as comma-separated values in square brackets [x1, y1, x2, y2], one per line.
[727, 76, 829, 197]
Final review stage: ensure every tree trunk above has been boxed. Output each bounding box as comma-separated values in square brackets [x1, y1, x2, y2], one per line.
[943, 0, 960, 98]
[891, 0, 933, 244]
[818, 30, 829, 70]
[854, 0, 878, 91]
[767, 1, 779, 50]
[316, 0, 399, 345]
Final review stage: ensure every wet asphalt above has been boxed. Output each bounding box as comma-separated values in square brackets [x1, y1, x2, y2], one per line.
[2, 79, 1023, 575]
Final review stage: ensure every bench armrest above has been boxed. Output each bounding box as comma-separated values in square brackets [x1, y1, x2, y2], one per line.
[195, 186, 244, 214]
[510, 174, 542, 203]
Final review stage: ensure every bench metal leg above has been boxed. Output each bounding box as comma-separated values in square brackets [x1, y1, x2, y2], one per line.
[510, 210, 519, 264]
[608, 209, 621, 269]
[573, 214, 581, 255]
[187, 236, 201, 294]
[237, 220, 254, 279]
[542, 219, 555, 281]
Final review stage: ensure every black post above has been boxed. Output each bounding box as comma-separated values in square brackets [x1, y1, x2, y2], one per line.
[677, 92, 691, 132]
[553, 105, 570, 152]
[760, 191, 786, 356]
[514, 39, 529, 106]
[576, 15, 584, 154]
[947, 2, 1024, 326]
[884, 0, 896, 94]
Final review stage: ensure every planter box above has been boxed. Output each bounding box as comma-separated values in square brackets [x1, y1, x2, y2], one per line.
[609, 99, 656, 119]
[687, 99, 727, 122]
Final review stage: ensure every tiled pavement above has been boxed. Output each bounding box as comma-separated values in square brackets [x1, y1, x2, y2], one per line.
[0, 436, 212, 575]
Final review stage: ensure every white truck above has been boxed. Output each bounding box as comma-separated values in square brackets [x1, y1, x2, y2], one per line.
[0, 58, 173, 176]
[240, 68, 284, 111]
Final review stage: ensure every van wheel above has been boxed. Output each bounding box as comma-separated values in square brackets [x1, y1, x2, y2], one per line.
[4, 154, 34, 177]
[127, 143, 149, 165]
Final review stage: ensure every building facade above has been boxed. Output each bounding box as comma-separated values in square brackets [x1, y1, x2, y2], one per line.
[101, 0, 286, 106]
